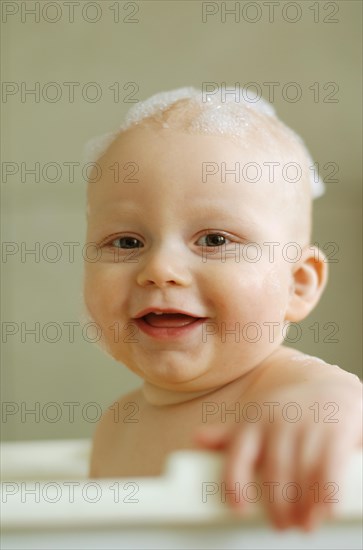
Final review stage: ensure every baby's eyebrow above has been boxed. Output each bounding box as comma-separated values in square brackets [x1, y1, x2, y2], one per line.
[91, 200, 265, 236]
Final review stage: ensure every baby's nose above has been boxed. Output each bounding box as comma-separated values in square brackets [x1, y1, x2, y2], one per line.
[136, 245, 192, 288]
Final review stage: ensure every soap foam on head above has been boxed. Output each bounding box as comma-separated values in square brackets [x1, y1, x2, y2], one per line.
[83, 86, 325, 199]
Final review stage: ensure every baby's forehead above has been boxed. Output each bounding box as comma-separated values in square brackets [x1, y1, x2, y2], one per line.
[107, 117, 306, 166]
[84, 89, 324, 200]
[108, 127, 310, 212]
[91, 126, 310, 209]
[112, 123, 309, 230]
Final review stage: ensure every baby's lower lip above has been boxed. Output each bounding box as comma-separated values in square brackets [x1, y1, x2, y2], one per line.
[133, 315, 206, 340]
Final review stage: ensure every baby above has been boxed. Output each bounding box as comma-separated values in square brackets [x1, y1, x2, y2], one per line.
[83, 87, 362, 531]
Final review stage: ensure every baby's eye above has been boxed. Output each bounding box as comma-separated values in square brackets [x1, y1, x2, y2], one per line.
[111, 236, 143, 249]
[196, 233, 229, 247]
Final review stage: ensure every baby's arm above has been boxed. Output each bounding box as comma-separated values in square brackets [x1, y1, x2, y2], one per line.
[195, 346, 362, 531]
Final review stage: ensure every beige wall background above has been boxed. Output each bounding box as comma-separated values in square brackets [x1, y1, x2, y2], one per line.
[1, 0, 362, 441]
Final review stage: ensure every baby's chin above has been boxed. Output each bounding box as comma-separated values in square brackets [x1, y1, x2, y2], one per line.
[125, 350, 261, 396]
[137, 351, 271, 406]
[127, 355, 214, 389]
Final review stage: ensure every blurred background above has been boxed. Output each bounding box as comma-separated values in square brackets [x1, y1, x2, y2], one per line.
[1, 0, 362, 441]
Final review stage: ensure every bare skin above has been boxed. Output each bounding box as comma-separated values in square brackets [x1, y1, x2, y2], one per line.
[195, 351, 362, 530]
[85, 123, 362, 532]
[89, 344, 362, 531]
[90, 344, 268, 478]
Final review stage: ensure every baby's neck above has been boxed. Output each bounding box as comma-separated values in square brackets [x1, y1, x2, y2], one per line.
[141, 381, 224, 406]
[140, 349, 284, 407]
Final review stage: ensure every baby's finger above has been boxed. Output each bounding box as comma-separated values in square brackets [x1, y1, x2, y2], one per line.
[223, 425, 262, 513]
[297, 428, 350, 529]
[302, 503, 329, 533]
[291, 425, 324, 528]
[259, 423, 300, 530]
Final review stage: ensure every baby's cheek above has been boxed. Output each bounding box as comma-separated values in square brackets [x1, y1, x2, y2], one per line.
[263, 265, 291, 316]
[254, 265, 293, 345]
[229, 264, 291, 333]
[84, 265, 115, 324]
[83, 264, 97, 311]
[86, 263, 134, 330]
[212, 265, 269, 321]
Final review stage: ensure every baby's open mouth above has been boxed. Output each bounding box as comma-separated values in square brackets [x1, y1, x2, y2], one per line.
[142, 312, 200, 328]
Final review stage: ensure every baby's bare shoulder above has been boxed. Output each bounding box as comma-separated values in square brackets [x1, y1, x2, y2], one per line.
[242, 345, 355, 400]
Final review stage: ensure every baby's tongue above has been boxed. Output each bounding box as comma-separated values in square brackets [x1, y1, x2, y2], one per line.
[143, 313, 197, 327]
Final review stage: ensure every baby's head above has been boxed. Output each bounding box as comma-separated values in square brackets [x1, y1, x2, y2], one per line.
[85, 87, 324, 243]
[83, 87, 328, 395]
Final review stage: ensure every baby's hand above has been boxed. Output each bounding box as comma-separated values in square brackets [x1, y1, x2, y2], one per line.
[194, 353, 362, 531]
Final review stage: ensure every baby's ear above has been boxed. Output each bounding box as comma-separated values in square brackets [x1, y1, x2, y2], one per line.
[285, 246, 328, 322]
